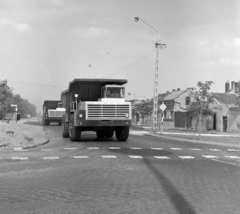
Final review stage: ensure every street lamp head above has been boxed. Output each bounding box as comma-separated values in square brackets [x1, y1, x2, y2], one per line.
[134, 17, 139, 22]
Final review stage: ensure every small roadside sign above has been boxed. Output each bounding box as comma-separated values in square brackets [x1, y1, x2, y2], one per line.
[159, 103, 166, 111]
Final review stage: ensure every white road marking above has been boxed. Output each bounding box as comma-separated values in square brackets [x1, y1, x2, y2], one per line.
[202, 155, 218, 158]
[151, 148, 163, 150]
[108, 147, 121, 149]
[13, 148, 29, 151]
[189, 148, 202, 151]
[178, 156, 195, 159]
[224, 156, 240, 159]
[228, 149, 240, 152]
[72, 156, 89, 158]
[41, 149, 53, 151]
[43, 157, 59, 160]
[154, 156, 170, 159]
[101, 155, 117, 158]
[87, 147, 99, 149]
[130, 147, 142, 149]
[128, 155, 143, 158]
[210, 149, 221, 151]
[64, 148, 77, 150]
[170, 148, 182, 150]
[11, 157, 29, 160]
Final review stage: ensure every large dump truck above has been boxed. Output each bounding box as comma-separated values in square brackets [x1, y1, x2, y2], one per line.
[61, 78, 132, 141]
[42, 100, 66, 126]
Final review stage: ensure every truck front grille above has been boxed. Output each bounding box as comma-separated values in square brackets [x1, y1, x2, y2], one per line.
[48, 110, 65, 118]
[87, 104, 130, 119]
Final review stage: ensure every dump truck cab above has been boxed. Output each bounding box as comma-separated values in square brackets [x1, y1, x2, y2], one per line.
[61, 78, 131, 141]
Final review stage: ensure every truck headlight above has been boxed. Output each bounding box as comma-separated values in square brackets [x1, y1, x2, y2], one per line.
[79, 114, 83, 118]
[125, 113, 129, 118]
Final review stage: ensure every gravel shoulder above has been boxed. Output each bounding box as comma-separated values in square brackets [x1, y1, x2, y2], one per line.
[0, 118, 48, 151]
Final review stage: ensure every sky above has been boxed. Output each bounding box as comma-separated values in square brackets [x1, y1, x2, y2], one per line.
[0, 0, 240, 112]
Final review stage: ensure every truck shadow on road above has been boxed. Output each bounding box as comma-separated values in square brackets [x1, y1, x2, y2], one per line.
[143, 158, 197, 214]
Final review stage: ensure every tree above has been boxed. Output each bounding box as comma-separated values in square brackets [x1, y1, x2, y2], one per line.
[0, 80, 14, 118]
[188, 81, 214, 138]
[133, 102, 152, 125]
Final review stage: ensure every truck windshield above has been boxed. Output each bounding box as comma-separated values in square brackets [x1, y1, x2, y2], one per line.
[106, 88, 124, 98]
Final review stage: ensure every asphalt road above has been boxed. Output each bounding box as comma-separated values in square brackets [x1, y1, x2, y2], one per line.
[0, 121, 240, 214]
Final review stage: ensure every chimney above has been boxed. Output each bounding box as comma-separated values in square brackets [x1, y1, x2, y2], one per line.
[231, 81, 235, 92]
[225, 81, 230, 92]
[177, 88, 181, 91]
[172, 89, 176, 92]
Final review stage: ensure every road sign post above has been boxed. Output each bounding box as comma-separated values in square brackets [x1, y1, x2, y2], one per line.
[159, 103, 166, 135]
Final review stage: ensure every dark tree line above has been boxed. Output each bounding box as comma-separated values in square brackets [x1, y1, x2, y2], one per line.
[0, 80, 37, 119]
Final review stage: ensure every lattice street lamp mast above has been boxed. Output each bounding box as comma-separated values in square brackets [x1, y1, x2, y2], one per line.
[134, 16, 166, 133]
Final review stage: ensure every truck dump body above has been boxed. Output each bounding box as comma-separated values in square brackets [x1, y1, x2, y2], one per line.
[61, 79, 127, 112]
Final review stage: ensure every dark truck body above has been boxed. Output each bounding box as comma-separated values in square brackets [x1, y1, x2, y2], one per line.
[42, 100, 65, 126]
[61, 78, 132, 141]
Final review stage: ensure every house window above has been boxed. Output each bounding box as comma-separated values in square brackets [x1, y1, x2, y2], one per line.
[185, 96, 190, 105]
[164, 111, 173, 120]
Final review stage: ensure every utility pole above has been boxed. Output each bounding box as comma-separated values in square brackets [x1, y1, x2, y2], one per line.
[134, 17, 166, 133]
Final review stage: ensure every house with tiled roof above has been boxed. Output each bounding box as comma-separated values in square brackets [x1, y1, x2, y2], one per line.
[158, 87, 195, 128]
[191, 90, 240, 132]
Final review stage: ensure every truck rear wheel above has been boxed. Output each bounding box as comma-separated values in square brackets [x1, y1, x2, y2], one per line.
[116, 126, 129, 141]
[105, 130, 114, 138]
[69, 114, 81, 141]
[62, 117, 69, 138]
[96, 130, 105, 138]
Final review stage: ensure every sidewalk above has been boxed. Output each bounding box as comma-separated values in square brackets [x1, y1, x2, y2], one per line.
[131, 125, 240, 148]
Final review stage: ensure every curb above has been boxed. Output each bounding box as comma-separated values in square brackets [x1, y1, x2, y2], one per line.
[143, 133, 240, 148]
[22, 139, 50, 149]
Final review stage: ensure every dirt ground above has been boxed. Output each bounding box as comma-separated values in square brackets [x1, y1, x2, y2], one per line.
[0, 120, 47, 150]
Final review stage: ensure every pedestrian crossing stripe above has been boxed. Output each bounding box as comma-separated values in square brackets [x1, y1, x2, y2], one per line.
[11, 157, 29, 160]
[101, 155, 117, 158]
[64, 148, 77, 150]
[72, 156, 89, 158]
[210, 149, 221, 151]
[41, 149, 53, 151]
[178, 156, 195, 159]
[87, 147, 99, 149]
[43, 157, 59, 160]
[151, 148, 163, 150]
[224, 156, 240, 159]
[171, 148, 182, 150]
[109, 147, 121, 149]
[228, 149, 239, 152]
[189, 148, 202, 150]
[130, 147, 142, 149]
[202, 155, 218, 158]
[128, 155, 143, 158]
[154, 156, 170, 159]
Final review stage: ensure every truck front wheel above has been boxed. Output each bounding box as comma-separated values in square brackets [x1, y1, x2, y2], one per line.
[62, 117, 69, 138]
[115, 126, 129, 141]
[69, 114, 81, 141]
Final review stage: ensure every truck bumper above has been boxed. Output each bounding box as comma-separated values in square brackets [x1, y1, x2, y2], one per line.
[75, 120, 131, 127]
[44, 117, 62, 123]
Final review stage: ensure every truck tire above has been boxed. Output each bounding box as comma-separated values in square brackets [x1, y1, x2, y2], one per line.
[96, 130, 105, 138]
[69, 114, 81, 141]
[62, 117, 69, 138]
[105, 130, 114, 138]
[116, 126, 129, 141]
